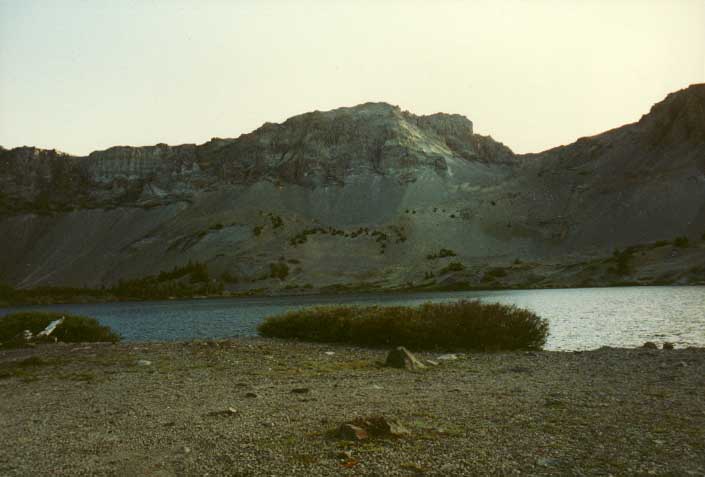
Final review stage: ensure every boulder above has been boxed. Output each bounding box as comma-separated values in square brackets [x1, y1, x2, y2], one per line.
[662, 342, 674, 350]
[337, 416, 410, 440]
[338, 424, 368, 441]
[385, 347, 426, 370]
[642, 342, 658, 350]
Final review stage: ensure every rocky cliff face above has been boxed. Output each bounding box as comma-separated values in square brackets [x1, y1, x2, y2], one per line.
[0, 103, 513, 215]
[0, 85, 703, 290]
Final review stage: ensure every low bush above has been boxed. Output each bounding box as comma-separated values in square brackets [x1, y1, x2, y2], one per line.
[258, 300, 548, 351]
[483, 267, 508, 281]
[426, 248, 457, 260]
[0, 312, 120, 348]
[610, 248, 634, 275]
[269, 262, 290, 280]
[673, 236, 689, 248]
[439, 262, 465, 274]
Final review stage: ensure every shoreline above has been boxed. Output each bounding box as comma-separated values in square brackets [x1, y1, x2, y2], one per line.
[2, 282, 704, 309]
[1, 338, 704, 475]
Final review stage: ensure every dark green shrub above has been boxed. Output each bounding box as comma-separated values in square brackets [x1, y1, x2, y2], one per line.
[188, 263, 209, 283]
[674, 236, 689, 248]
[221, 271, 238, 284]
[0, 312, 120, 348]
[483, 267, 508, 280]
[0, 283, 18, 302]
[426, 248, 457, 260]
[113, 261, 219, 300]
[269, 214, 283, 229]
[269, 262, 290, 280]
[258, 300, 548, 351]
[610, 248, 634, 275]
[440, 262, 465, 274]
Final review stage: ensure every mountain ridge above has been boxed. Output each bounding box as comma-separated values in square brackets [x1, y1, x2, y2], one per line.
[0, 84, 703, 292]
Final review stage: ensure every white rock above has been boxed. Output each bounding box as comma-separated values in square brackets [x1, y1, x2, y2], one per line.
[437, 354, 458, 361]
[137, 359, 152, 366]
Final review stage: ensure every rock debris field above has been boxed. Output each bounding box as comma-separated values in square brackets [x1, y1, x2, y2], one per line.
[1, 338, 704, 476]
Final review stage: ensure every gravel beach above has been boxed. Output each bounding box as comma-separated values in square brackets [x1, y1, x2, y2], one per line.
[1, 339, 704, 476]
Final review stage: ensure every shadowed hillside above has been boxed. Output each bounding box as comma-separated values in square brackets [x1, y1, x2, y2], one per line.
[1, 85, 704, 295]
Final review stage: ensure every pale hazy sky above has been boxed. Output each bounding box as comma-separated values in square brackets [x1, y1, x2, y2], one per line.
[1, 1, 703, 156]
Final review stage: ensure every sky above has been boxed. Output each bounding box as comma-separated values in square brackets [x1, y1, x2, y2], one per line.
[1, 0, 703, 156]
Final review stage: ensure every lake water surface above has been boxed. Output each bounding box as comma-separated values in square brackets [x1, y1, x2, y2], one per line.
[1, 287, 703, 351]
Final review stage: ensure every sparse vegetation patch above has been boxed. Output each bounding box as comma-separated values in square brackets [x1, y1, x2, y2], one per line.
[674, 236, 689, 248]
[426, 248, 457, 260]
[439, 262, 465, 274]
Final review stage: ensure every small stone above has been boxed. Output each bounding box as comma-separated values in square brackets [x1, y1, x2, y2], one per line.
[662, 342, 674, 350]
[291, 388, 310, 394]
[401, 463, 426, 473]
[385, 347, 426, 370]
[437, 354, 458, 361]
[642, 342, 658, 350]
[337, 450, 353, 460]
[440, 463, 460, 472]
[245, 392, 258, 398]
[206, 407, 238, 417]
[136, 360, 152, 366]
[182, 446, 191, 454]
[324, 351, 335, 356]
[385, 419, 411, 437]
[348, 416, 410, 438]
[537, 457, 560, 467]
[677, 361, 688, 368]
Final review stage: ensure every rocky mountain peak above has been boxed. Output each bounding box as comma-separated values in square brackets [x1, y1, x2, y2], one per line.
[639, 83, 705, 146]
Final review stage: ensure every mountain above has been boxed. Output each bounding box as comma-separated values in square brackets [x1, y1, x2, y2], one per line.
[1, 85, 704, 295]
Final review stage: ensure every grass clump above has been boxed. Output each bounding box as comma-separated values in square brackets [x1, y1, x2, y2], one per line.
[258, 300, 548, 351]
[673, 236, 689, 248]
[0, 312, 120, 349]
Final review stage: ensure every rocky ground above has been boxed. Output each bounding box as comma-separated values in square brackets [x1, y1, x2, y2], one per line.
[1, 339, 704, 476]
